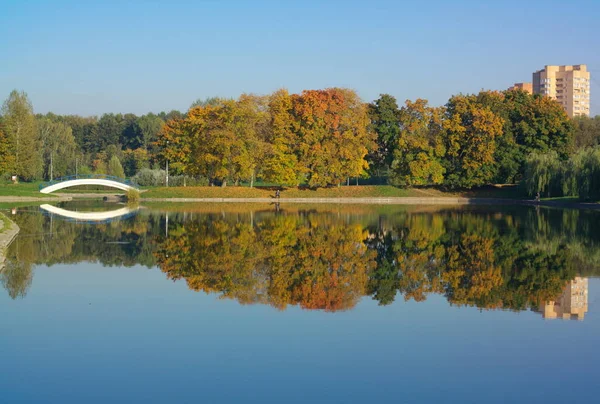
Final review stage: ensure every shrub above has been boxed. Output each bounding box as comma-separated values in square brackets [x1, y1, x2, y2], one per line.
[132, 168, 209, 187]
[133, 168, 165, 186]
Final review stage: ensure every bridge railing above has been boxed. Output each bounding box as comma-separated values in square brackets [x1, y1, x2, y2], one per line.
[39, 174, 140, 190]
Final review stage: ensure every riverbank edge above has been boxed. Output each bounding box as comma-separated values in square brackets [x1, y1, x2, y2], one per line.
[2, 195, 599, 210]
[0, 212, 20, 254]
[0, 196, 72, 202]
[140, 196, 600, 209]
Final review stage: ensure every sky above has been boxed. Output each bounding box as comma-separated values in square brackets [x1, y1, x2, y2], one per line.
[1, 0, 599, 116]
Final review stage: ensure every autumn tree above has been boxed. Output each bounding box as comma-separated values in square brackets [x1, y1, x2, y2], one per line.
[441, 95, 504, 188]
[185, 96, 267, 186]
[291, 88, 375, 187]
[262, 89, 303, 186]
[156, 116, 191, 176]
[390, 99, 445, 186]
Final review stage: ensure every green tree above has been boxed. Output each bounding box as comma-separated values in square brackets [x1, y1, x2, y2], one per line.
[135, 113, 164, 151]
[367, 94, 401, 177]
[87, 113, 123, 153]
[37, 118, 78, 180]
[107, 155, 125, 178]
[572, 115, 600, 150]
[522, 151, 562, 197]
[1, 90, 41, 181]
[575, 147, 600, 201]
[0, 122, 15, 175]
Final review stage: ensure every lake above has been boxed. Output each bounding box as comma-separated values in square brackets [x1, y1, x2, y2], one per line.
[1, 202, 599, 403]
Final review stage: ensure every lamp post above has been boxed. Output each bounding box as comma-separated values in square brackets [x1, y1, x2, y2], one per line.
[166, 140, 169, 187]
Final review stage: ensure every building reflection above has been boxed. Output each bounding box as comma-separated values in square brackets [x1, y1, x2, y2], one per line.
[538, 277, 588, 320]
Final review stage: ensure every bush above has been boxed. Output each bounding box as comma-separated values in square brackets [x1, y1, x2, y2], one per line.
[126, 188, 140, 203]
[168, 175, 209, 187]
[132, 168, 208, 187]
[133, 168, 166, 186]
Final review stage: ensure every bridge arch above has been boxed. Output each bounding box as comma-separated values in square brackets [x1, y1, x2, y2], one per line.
[40, 204, 139, 223]
[39, 175, 139, 194]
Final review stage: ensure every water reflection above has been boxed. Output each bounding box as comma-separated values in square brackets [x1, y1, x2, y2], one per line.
[40, 203, 139, 224]
[537, 277, 588, 320]
[3, 204, 600, 318]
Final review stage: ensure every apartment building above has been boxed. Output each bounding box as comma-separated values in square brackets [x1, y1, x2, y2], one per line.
[507, 82, 533, 94]
[532, 65, 591, 117]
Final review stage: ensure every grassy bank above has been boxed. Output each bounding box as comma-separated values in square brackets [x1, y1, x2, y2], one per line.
[141, 184, 525, 199]
[0, 182, 58, 198]
[0, 182, 528, 200]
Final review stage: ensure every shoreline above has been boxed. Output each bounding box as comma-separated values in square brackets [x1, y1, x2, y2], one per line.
[1, 195, 599, 210]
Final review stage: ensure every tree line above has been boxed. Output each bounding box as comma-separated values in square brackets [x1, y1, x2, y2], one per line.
[0, 90, 181, 181]
[1, 88, 599, 191]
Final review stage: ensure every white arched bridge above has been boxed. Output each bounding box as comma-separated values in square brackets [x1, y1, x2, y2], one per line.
[39, 174, 139, 194]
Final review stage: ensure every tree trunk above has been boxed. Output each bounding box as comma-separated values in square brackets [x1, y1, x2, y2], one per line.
[221, 180, 227, 188]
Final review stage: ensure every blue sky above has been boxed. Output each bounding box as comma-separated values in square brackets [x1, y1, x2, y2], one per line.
[1, 0, 599, 116]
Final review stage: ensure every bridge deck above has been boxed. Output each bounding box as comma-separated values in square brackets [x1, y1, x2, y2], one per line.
[39, 175, 139, 194]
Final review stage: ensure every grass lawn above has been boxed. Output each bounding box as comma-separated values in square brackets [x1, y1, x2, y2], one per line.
[0, 182, 57, 198]
[142, 184, 527, 199]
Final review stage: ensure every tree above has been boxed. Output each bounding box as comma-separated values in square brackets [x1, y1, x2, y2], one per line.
[390, 99, 445, 186]
[37, 118, 78, 179]
[122, 148, 150, 177]
[575, 147, 600, 201]
[190, 96, 229, 109]
[135, 113, 164, 152]
[572, 115, 600, 150]
[107, 155, 125, 178]
[1, 90, 41, 181]
[0, 123, 15, 175]
[441, 94, 504, 188]
[87, 113, 123, 153]
[56, 115, 97, 152]
[367, 94, 401, 177]
[522, 151, 562, 197]
[262, 89, 303, 186]
[156, 116, 191, 177]
[291, 88, 375, 187]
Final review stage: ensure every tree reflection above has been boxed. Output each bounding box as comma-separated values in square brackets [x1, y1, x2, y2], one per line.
[155, 214, 376, 311]
[155, 207, 583, 313]
[1, 205, 596, 316]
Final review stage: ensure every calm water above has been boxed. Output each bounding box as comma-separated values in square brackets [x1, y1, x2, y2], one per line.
[1, 202, 600, 403]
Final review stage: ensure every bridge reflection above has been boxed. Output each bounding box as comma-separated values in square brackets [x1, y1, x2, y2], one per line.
[39, 204, 139, 224]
